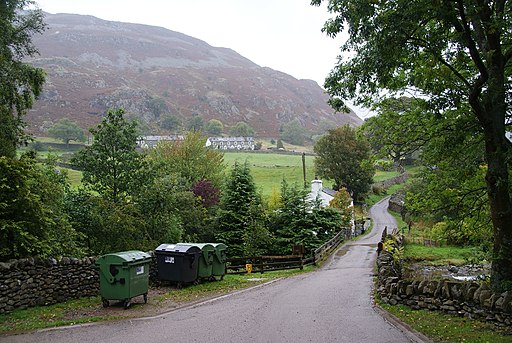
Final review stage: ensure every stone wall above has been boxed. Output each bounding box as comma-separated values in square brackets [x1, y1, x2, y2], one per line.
[376, 242, 512, 327]
[388, 192, 405, 214]
[0, 257, 99, 314]
[373, 172, 409, 191]
[0, 254, 165, 314]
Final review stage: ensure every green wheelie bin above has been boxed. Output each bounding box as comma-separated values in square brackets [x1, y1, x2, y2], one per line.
[181, 243, 215, 280]
[96, 250, 151, 309]
[211, 243, 228, 280]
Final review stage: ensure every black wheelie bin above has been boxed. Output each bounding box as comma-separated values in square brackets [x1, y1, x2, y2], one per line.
[154, 243, 201, 287]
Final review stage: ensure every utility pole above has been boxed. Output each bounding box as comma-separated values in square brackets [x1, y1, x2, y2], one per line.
[302, 152, 307, 189]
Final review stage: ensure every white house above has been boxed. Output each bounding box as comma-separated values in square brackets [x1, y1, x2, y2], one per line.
[206, 136, 254, 150]
[308, 178, 356, 234]
[308, 179, 335, 207]
[137, 135, 184, 149]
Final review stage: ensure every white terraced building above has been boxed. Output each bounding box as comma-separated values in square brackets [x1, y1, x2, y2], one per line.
[206, 137, 254, 150]
[137, 135, 184, 149]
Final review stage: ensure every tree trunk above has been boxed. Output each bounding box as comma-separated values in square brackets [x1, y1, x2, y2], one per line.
[476, 71, 512, 291]
[484, 128, 512, 291]
[470, 23, 511, 290]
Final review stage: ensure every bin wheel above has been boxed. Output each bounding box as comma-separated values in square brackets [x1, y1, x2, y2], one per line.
[193, 279, 200, 286]
[220, 275, 225, 281]
[123, 300, 131, 310]
[102, 298, 109, 308]
[176, 282, 183, 289]
[209, 276, 217, 282]
[143, 293, 148, 304]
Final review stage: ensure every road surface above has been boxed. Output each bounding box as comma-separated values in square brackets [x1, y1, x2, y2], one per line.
[2, 197, 416, 343]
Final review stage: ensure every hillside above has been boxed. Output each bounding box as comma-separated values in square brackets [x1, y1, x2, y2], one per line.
[26, 13, 362, 137]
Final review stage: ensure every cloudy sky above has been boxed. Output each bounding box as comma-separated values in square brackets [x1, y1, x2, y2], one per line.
[34, 0, 373, 118]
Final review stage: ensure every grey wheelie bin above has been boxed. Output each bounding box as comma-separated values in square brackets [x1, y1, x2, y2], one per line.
[96, 250, 151, 309]
[211, 243, 228, 280]
[154, 243, 201, 287]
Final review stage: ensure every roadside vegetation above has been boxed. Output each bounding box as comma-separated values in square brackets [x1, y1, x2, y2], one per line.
[379, 303, 512, 343]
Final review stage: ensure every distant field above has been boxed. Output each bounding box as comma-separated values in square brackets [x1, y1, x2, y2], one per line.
[223, 151, 317, 197]
[23, 139, 406, 199]
[60, 151, 317, 196]
[61, 168, 83, 189]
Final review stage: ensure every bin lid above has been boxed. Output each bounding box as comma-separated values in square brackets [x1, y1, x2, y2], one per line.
[156, 243, 200, 254]
[183, 243, 215, 251]
[97, 250, 151, 265]
[155, 244, 177, 252]
[209, 243, 228, 250]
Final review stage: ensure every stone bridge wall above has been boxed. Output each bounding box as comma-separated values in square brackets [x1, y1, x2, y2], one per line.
[376, 241, 512, 327]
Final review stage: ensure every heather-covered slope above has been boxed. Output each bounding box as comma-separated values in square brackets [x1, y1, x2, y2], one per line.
[27, 13, 362, 137]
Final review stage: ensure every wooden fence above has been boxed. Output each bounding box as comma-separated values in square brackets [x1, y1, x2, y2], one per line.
[226, 228, 352, 274]
[226, 255, 304, 274]
[310, 228, 351, 265]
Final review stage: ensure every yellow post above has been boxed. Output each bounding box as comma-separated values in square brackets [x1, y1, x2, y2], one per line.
[245, 263, 252, 274]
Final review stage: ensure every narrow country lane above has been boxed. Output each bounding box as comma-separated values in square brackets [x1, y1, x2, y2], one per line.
[2, 197, 417, 343]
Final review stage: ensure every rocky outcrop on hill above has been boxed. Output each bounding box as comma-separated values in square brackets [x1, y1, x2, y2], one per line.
[26, 13, 362, 137]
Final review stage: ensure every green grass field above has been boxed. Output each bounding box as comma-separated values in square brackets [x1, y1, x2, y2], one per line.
[223, 152, 317, 197]
[26, 141, 404, 199]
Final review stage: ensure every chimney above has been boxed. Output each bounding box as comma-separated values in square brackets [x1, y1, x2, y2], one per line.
[311, 179, 323, 197]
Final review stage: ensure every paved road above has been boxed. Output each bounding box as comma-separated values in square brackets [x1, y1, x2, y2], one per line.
[2, 197, 414, 343]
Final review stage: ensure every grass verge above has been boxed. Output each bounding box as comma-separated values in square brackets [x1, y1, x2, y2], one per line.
[0, 297, 119, 334]
[402, 244, 475, 266]
[0, 267, 312, 335]
[379, 303, 512, 342]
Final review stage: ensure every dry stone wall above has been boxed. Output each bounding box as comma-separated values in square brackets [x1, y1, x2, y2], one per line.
[376, 242, 512, 327]
[0, 257, 99, 314]
[373, 173, 409, 191]
[0, 254, 161, 314]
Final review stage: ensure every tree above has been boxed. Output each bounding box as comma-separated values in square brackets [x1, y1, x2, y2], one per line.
[72, 109, 144, 203]
[0, 153, 82, 260]
[269, 180, 318, 255]
[312, 0, 512, 290]
[146, 131, 225, 189]
[191, 179, 220, 208]
[48, 118, 85, 147]
[205, 119, 224, 136]
[269, 180, 344, 255]
[329, 187, 354, 227]
[135, 176, 185, 246]
[0, 0, 47, 157]
[360, 97, 429, 171]
[147, 97, 168, 118]
[159, 114, 182, 132]
[229, 122, 255, 137]
[186, 114, 204, 132]
[314, 125, 374, 201]
[281, 119, 310, 145]
[215, 161, 267, 257]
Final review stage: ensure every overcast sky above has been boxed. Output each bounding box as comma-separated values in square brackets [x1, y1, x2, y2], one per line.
[34, 0, 373, 118]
